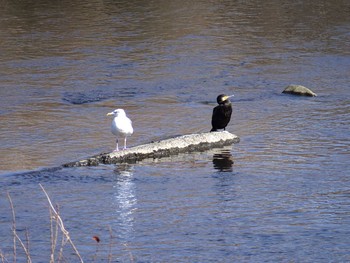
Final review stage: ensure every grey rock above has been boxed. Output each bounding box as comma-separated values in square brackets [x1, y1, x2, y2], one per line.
[282, 85, 317, 97]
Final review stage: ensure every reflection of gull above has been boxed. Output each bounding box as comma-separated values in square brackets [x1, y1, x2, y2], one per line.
[113, 164, 137, 242]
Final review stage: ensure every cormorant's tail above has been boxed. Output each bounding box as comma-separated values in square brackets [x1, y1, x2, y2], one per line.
[210, 128, 217, 132]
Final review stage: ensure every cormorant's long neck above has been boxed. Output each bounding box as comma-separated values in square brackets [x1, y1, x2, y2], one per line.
[220, 101, 231, 106]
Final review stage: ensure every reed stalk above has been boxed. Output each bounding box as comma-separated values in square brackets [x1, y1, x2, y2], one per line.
[6, 192, 32, 263]
[39, 184, 84, 263]
[3, 186, 132, 262]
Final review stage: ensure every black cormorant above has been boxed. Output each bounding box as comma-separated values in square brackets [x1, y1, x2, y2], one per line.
[210, 94, 233, 132]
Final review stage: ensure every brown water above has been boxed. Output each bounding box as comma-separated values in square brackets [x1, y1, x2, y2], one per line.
[1, 0, 350, 262]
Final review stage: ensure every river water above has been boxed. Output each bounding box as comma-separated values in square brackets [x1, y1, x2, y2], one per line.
[1, 0, 350, 262]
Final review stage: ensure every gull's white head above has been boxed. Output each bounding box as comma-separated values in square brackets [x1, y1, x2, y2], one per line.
[107, 109, 127, 117]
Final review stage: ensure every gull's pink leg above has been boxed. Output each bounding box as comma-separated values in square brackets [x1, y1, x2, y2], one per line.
[123, 137, 127, 150]
[113, 138, 119, 152]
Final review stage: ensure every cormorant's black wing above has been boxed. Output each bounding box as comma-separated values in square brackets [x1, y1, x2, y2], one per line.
[211, 104, 232, 131]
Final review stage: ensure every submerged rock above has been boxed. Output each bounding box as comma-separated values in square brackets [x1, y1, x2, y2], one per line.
[282, 85, 317, 97]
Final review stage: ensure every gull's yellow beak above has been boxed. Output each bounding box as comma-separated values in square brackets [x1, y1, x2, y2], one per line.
[106, 112, 113, 116]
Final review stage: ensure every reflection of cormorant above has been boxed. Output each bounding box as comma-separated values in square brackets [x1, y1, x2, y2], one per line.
[213, 151, 234, 172]
[210, 94, 234, 132]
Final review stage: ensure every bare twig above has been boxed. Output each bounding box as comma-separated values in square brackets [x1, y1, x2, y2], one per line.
[7, 192, 32, 263]
[39, 184, 84, 263]
[0, 250, 7, 263]
[25, 228, 31, 263]
[49, 208, 54, 263]
[92, 236, 100, 263]
[58, 231, 65, 263]
[49, 207, 58, 263]
[108, 227, 113, 263]
[123, 243, 134, 263]
[12, 232, 32, 263]
[6, 192, 16, 263]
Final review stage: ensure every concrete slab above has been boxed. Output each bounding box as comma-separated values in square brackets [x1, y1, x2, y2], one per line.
[63, 131, 240, 167]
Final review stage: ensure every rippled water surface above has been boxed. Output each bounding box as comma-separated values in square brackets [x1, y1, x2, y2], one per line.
[1, 0, 350, 262]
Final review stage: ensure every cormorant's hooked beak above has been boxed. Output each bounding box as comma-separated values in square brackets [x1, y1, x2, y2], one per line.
[223, 94, 234, 101]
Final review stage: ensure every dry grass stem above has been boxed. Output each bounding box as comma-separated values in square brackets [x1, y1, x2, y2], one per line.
[108, 227, 113, 263]
[39, 184, 84, 263]
[6, 192, 16, 263]
[25, 229, 31, 262]
[7, 192, 32, 263]
[0, 250, 6, 263]
[123, 243, 134, 263]
[12, 232, 32, 263]
[58, 233, 65, 263]
[4, 186, 129, 262]
[92, 238, 100, 263]
[49, 207, 59, 263]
